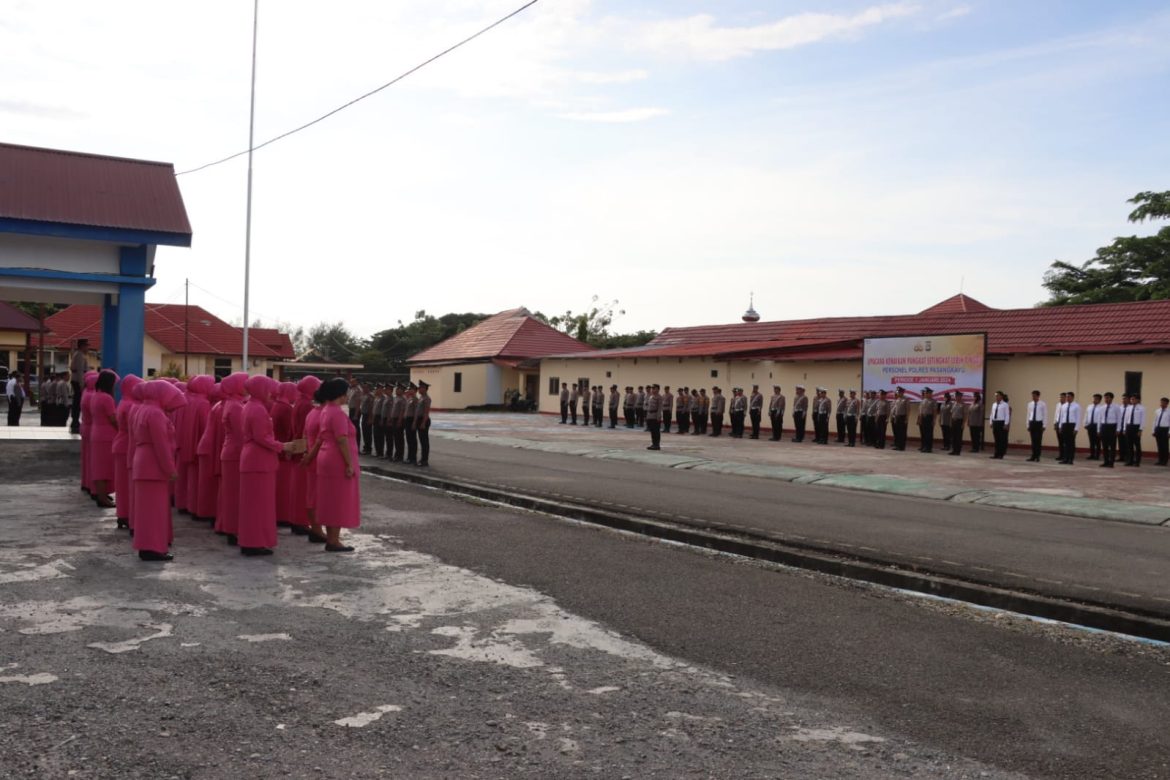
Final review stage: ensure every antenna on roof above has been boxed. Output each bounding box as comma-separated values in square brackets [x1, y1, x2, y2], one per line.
[960, 276, 965, 294]
[742, 293, 760, 323]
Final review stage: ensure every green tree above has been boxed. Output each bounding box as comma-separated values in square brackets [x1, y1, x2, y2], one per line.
[1042, 191, 1170, 305]
[533, 296, 656, 347]
[368, 310, 491, 373]
[305, 321, 366, 362]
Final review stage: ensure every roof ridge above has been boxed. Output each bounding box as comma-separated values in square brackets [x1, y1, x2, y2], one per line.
[0, 141, 176, 169]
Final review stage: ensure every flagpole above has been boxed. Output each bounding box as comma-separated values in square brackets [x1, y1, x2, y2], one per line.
[242, 0, 259, 371]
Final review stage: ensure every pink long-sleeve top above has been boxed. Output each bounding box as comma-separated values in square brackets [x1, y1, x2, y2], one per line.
[80, 371, 99, 437]
[89, 391, 118, 443]
[182, 375, 214, 464]
[241, 376, 283, 473]
[218, 372, 249, 463]
[132, 383, 185, 481]
[112, 375, 143, 456]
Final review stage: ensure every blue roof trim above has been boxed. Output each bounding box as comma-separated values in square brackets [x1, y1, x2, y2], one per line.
[0, 216, 192, 247]
[0, 267, 157, 288]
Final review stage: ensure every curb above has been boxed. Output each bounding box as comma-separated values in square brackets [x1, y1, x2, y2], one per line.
[433, 431, 1170, 527]
[366, 463, 1170, 643]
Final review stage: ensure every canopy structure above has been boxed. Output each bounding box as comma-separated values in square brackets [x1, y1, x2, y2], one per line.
[0, 142, 192, 379]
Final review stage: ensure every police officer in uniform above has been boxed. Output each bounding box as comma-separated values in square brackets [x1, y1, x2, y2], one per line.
[835, 389, 848, 443]
[791, 385, 808, 442]
[624, 386, 636, 428]
[569, 383, 580, 425]
[675, 387, 689, 434]
[768, 386, 785, 441]
[1124, 394, 1145, 466]
[967, 391, 984, 453]
[608, 384, 620, 429]
[748, 385, 763, 439]
[635, 386, 646, 427]
[415, 381, 432, 467]
[559, 382, 569, 424]
[949, 391, 966, 455]
[592, 385, 604, 428]
[891, 387, 909, 450]
[388, 383, 406, 461]
[581, 384, 591, 427]
[709, 387, 726, 436]
[813, 388, 831, 444]
[939, 392, 954, 452]
[403, 384, 420, 465]
[698, 389, 710, 434]
[645, 384, 662, 450]
[371, 385, 387, 458]
[845, 389, 859, 447]
[917, 388, 936, 453]
[872, 389, 890, 449]
[662, 385, 673, 433]
[729, 387, 746, 438]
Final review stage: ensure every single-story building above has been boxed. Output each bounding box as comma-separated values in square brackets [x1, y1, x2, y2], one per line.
[408, 308, 595, 409]
[538, 294, 1170, 453]
[0, 301, 43, 379]
[43, 303, 295, 379]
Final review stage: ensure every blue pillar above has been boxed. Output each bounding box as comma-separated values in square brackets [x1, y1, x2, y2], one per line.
[99, 246, 148, 382]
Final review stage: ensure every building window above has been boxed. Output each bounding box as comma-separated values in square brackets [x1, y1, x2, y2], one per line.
[213, 358, 232, 379]
[1125, 371, 1142, 397]
[710, 369, 718, 378]
[577, 378, 590, 391]
[454, 372, 463, 392]
[548, 377, 560, 395]
[606, 371, 611, 378]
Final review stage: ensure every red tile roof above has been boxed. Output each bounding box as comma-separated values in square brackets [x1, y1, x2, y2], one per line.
[0, 301, 42, 332]
[548, 296, 1170, 360]
[408, 308, 595, 364]
[43, 304, 296, 359]
[0, 142, 192, 239]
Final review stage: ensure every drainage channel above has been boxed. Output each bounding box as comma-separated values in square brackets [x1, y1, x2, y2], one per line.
[366, 465, 1170, 644]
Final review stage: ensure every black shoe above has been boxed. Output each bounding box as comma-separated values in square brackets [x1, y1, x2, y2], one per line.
[116, 518, 129, 529]
[417, 462, 428, 467]
[226, 534, 238, 546]
[647, 445, 660, 450]
[241, 547, 274, 556]
[1100, 463, 1113, 468]
[290, 525, 310, 536]
[325, 544, 355, 553]
[138, 550, 173, 562]
[307, 532, 328, 544]
[405, 459, 417, 465]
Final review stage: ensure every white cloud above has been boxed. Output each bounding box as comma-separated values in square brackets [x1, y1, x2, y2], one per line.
[558, 106, 669, 123]
[629, 3, 921, 61]
[937, 5, 973, 22]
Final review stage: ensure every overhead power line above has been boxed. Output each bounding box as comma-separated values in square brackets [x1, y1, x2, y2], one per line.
[176, 0, 540, 176]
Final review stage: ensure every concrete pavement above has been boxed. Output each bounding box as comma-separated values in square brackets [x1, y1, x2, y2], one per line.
[427, 413, 1170, 526]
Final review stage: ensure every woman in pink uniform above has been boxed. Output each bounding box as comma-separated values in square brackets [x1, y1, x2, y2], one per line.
[182, 376, 214, 520]
[238, 375, 290, 556]
[88, 370, 119, 508]
[215, 372, 249, 545]
[80, 370, 99, 497]
[304, 378, 360, 552]
[132, 381, 185, 562]
[271, 382, 298, 530]
[171, 381, 192, 515]
[112, 374, 142, 529]
[291, 376, 321, 536]
[195, 384, 224, 525]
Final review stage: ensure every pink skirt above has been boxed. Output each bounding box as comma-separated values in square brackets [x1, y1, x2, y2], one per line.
[238, 471, 278, 549]
[175, 461, 189, 512]
[186, 461, 200, 516]
[276, 459, 295, 523]
[315, 472, 361, 529]
[90, 439, 114, 483]
[114, 455, 130, 521]
[196, 455, 218, 520]
[215, 461, 240, 535]
[132, 479, 172, 554]
[81, 437, 90, 491]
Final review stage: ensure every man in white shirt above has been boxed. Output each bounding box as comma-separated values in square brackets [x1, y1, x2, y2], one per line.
[1025, 390, 1047, 462]
[1153, 397, 1169, 466]
[1099, 392, 1122, 467]
[6, 372, 25, 426]
[1053, 392, 1068, 462]
[989, 390, 1010, 459]
[1084, 393, 1103, 460]
[1124, 393, 1146, 467]
[1057, 391, 1081, 464]
[1118, 394, 1133, 465]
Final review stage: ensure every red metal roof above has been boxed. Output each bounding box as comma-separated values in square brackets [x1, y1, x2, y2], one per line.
[408, 308, 595, 364]
[43, 304, 296, 359]
[0, 142, 192, 238]
[918, 293, 996, 315]
[0, 301, 42, 332]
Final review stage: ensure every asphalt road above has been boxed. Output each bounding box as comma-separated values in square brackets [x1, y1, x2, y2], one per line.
[376, 438, 1170, 616]
[364, 472, 1170, 779]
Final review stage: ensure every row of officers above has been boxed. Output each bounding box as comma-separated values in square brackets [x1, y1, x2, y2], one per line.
[558, 383, 1170, 467]
[344, 380, 434, 465]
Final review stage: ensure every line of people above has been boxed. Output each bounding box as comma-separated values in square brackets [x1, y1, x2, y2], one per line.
[79, 371, 364, 563]
[557, 382, 1169, 467]
[343, 379, 434, 466]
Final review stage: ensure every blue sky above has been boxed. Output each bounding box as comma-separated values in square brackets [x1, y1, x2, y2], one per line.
[3, 1, 1168, 338]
